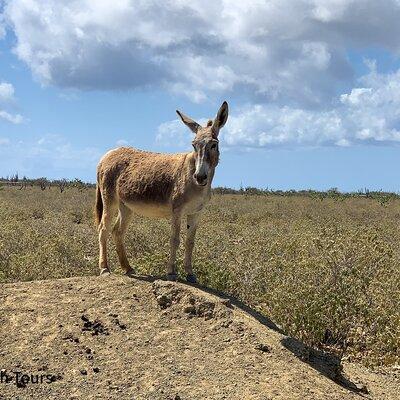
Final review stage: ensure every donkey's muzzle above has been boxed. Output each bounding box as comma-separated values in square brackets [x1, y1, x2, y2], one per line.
[193, 173, 208, 186]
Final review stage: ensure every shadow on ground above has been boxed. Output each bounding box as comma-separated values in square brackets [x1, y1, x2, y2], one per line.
[281, 336, 368, 396]
[129, 272, 367, 397]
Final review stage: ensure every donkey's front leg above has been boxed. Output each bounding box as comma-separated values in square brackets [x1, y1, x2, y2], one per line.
[167, 213, 182, 281]
[184, 213, 200, 283]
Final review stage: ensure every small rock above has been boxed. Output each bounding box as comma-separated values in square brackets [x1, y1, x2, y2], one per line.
[255, 343, 271, 353]
[82, 317, 109, 336]
[355, 383, 369, 394]
[220, 319, 232, 328]
[113, 318, 127, 330]
[183, 305, 196, 314]
[156, 294, 171, 309]
[93, 367, 100, 373]
[80, 369, 87, 375]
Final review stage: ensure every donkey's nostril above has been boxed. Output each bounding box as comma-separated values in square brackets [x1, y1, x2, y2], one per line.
[194, 173, 207, 185]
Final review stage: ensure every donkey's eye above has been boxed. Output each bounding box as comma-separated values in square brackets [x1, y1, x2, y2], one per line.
[211, 143, 217, 149]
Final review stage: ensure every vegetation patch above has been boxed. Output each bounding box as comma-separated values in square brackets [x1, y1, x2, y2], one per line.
[0, 186, 399, 367]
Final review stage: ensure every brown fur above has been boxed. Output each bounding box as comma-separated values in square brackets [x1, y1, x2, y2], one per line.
[95, 102, 228, 279]
[97, 148, 206, 209]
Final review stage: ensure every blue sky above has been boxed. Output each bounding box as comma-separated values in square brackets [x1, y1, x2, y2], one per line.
[1, 1, 400, 191]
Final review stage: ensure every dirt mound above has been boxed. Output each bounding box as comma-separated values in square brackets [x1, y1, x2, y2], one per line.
[153, 280, 233, 320]
[0, 275, 398, 399]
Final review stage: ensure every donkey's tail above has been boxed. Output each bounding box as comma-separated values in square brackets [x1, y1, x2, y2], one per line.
[94, 181, 103, 227]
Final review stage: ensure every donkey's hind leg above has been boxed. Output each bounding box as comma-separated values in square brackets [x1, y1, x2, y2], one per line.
[112, 202, 134, 276]
[98, 198, 117, 275]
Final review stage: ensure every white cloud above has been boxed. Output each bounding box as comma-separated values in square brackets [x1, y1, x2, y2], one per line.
[116, 139, 129, 146]
[0, 110, 23, 124]
[156, 118, 209, 147]
[3, 1, 400, 149]
[222, 105, 347, 148]
[5, 0, 400, 106]
[157, 65, 400, 149]
[31, 134, 101, 166]
[0, 81, 24, 124]
[0, 134, 102, 179]
[156, 119, 189, 147]
[0, 82, 15, 103]
[340, 88, 373, 106]
[0, 13, 5, 39]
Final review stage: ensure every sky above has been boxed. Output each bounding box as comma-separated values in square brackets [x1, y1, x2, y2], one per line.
[1, 0, 400, 191]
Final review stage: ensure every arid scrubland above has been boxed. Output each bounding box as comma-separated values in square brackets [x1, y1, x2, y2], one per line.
[0, 186, 399, 367]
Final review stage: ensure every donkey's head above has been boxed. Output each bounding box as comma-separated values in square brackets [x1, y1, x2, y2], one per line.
[176, 101, 228, 186]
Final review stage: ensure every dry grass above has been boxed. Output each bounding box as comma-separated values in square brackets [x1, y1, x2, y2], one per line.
[0, 186, 399, 367]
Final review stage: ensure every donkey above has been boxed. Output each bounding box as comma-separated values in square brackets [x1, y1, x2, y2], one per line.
[95, 101, 229, 283]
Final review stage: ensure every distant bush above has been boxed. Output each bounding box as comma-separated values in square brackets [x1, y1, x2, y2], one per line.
[213, 186, 400, 203]
[0, 176, 94, 192]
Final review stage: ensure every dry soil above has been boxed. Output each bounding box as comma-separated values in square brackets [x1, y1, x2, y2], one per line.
[0, 275, 398, 399]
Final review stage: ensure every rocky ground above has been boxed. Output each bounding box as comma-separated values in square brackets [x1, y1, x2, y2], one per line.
[0, 275, 398, 399]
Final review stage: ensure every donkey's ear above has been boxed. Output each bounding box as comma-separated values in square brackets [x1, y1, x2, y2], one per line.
[213, 101, 229, 132]
[176, 110, 201, 134]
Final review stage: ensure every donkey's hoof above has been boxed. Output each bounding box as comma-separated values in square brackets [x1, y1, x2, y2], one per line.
[186, 273, 197, 284]
[166, 273, 177, 282]
[125, 268, 135, 277]
[100, 268, 111, 276]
